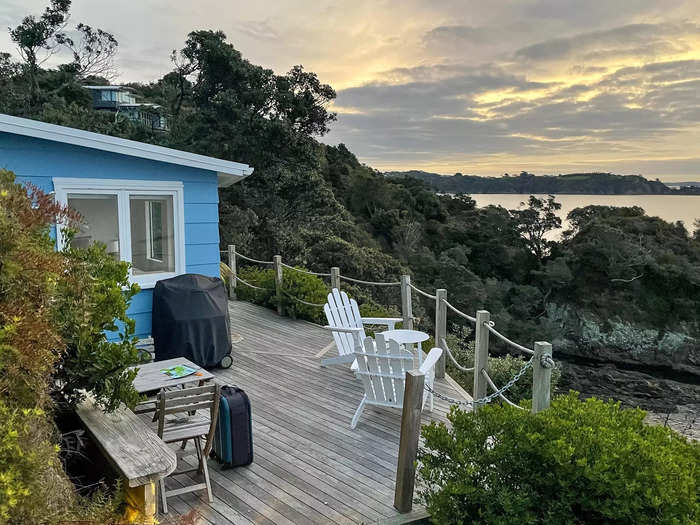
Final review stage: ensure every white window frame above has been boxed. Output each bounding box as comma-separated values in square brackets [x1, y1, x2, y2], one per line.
[53, 178, 186, 289]
[145, 200, 165, 263]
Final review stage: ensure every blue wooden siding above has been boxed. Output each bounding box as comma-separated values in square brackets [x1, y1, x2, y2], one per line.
[0, 132, 222, 339]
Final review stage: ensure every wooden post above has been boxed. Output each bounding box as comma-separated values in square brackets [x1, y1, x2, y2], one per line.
[532, 341, 553, 414]
[227, 244, 236, 300]
[472, 310, 490, 412]
[273, 255, 283, 315]
[330, 266, 340, 291]
[434, 289, 447, 378]
[394, 369, 425, 513]
[400, 275, 413, 330]
[124, 482, 156, 524]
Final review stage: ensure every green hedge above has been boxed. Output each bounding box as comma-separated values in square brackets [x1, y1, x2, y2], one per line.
[234, 266, 329, 324]
[418, 392, 700, 524]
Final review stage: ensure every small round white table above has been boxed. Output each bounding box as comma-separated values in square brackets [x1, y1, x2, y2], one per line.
[380, 329, 429, 367]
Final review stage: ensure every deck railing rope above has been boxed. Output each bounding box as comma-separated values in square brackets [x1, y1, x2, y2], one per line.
[407, 283, 436, 300]
[485, 323, 535, 356]
[440, 337, 474, 373]
[441, 298, 477, 323]
[280, 262, 332, 277]
[338, 274, 401, 286]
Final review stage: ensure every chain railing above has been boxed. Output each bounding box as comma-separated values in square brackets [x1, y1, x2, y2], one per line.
[424, 354, 534, 408]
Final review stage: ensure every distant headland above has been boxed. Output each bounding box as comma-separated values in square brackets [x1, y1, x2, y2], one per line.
[384, 170, 700, 195]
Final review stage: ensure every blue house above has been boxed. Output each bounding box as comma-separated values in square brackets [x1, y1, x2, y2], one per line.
[0, 113, 252, 338]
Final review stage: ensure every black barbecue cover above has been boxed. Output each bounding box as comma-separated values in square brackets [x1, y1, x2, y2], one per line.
[152, 274, 231, 368]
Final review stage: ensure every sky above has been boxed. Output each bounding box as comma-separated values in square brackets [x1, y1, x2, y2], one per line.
[2, 1, 700, 181]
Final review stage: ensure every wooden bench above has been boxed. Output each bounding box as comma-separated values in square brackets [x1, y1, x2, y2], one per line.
[76, 395, 177, 524]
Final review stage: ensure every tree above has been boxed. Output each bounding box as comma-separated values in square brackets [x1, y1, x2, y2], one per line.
[57, 23, 118, 80]
[511, 195, 561, 260]
[9, 1, 118, 109]
[9, 0, 71, 104]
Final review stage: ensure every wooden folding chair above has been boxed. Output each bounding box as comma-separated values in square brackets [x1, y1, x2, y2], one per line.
[155, 383, 221, 514]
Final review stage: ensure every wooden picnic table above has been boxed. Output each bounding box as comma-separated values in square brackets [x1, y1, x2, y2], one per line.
[131, 357, 215, 394]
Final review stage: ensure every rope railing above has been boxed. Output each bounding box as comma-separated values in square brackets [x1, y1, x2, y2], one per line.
[440, 338, 474, 373]
[234, 275, 270, 291]
[236, 252, 275, 265]
[339, 274, 401, 286]
[235, 276, 325, 307]
[408, 283, 436, 300]
[280, 262, 332, 277]
[281, 289, 325, 308]
[485, 323, 535, 356]
[482, 369, 525, 410]
[441, 298, 477, 323]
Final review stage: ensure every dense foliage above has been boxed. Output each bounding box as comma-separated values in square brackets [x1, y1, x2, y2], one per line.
[387, 170, 700, 195]
[0, 170, 139, 523]
[418, 392, 700, 524]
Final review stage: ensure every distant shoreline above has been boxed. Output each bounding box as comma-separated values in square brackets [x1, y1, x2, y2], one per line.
[445, 192, 700, 196]
[387, 170, 700, 196]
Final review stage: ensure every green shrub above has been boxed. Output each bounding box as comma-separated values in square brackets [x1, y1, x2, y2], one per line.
[445, 327, 560, 403]
[235, 266, 329, 323]
[418, 392, 700, 524]
[53, 237, 142, 411]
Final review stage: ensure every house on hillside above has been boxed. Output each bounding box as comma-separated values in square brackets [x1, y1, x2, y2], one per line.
[84, 85, 168, 131]
[0, 113, 253, 338]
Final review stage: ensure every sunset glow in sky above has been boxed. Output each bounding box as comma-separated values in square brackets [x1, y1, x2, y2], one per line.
[2, 1, 700, 180]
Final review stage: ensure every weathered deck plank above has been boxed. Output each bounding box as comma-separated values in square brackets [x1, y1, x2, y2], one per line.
[158, 300, 471, 524]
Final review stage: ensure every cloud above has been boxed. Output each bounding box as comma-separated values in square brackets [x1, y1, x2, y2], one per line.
[514, 22, 700, 63]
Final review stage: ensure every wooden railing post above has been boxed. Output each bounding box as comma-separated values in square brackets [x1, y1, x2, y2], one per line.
[473, 310, 490, 412]
[330, 266, 340, 291]
[394, 369, 425, 513]
[400, 275, 413, 330]
[273, 255, 283, 315]
[434, 289, 447, 378]
[227, 244, 236, 300]
[532, 341, 553, 414]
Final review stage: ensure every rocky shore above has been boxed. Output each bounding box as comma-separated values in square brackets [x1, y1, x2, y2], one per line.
[557, 360, 699, 440]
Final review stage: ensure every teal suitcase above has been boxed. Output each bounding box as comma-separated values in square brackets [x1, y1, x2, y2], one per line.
[211, 386, 253, 468]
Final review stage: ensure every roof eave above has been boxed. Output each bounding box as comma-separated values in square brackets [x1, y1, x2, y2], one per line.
[218, 167, 254, 188]
[0, 113, 253, 184]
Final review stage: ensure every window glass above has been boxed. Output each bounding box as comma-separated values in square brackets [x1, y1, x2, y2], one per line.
[67, 194, 121, 257]
[129, 195, 175, 275]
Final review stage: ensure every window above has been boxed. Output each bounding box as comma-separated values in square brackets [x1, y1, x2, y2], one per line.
[129, 195, 175, 274]
[54, 179, 185, 288]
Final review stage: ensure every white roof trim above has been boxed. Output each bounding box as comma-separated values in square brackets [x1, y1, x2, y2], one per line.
[0, 113, 253, 187]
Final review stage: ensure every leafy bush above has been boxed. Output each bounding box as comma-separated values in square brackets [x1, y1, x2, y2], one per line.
[446, 327, 560, 403]
[53, 237, 142, 411]
[418, 392, 700, 524]
[235, 266, 329, 323]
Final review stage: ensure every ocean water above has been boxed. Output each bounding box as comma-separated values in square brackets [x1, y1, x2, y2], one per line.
[470, 194, 700, 234]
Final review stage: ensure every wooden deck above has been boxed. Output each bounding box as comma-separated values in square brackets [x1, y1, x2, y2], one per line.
[159, 300, 471, 525]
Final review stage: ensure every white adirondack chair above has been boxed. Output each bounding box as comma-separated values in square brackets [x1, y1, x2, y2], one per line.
[321, 289, 402, 369]
[351, 333, 442, 429]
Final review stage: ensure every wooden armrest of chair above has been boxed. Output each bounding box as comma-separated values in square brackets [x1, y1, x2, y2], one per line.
[322, 325, 363, 334]
[419, 347, 443, 375]
[360, 317, 403, 327]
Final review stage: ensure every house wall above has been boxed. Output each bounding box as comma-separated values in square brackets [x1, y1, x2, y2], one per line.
[0, 132, 222, 339]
